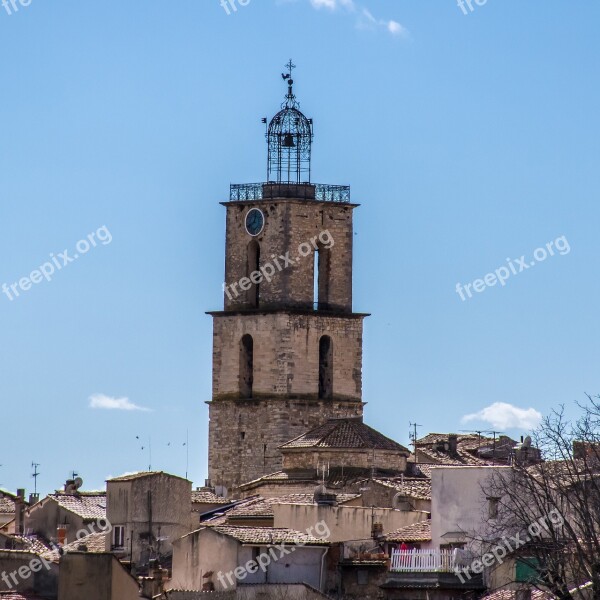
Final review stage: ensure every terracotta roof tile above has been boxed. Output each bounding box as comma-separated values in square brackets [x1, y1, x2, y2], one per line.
[108, 471, 189, 483]
[481, 590, 552, 600]
[210, 526, 329, 546]
[280, 419, 409, 453]
[62, 531, 107, 554]
[45, 492, 106, 520]
[373, 478, 431, 500]
[191, 491, 230, 505]
[386, 520, 431, 543]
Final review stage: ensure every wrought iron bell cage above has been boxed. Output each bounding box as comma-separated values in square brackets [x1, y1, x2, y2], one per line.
[266, 61, 314, 184]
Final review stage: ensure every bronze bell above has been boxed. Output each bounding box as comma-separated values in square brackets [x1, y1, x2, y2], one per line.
[282, 133, 295, 148]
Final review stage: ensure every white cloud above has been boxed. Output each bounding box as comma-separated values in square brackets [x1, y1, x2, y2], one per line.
[462, 402, 542, 430]
[89, 393, 151, 412]
[310, 0, 339, 9]
[387, 20, 407, 37]
[308, 0, 406, 36]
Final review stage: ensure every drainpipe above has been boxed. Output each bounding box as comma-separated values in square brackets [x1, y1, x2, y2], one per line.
[319, 547, 329, 592]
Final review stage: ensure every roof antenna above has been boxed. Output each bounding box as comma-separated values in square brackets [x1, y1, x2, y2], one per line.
[32, 462, 40, 496]
[409, 423, 423, 463]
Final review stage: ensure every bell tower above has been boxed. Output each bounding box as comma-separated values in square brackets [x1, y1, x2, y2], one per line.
[207, 62, 368, 497]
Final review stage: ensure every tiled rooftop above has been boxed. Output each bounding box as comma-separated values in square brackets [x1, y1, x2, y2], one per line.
[62, 531, 107, 554]
[191, 490, 230, 505]
[481, 590, 552, 600]
[0, 496, 16, 515]
[210, 525, 329, 546]
[205, 493, 361, 524]
[385, 520, 431, 543]
[41, 492, 107, 521]
[417, 447, 488, 466]
[373, 478, 432, 500]
[108, 471, 189, 483]
[280, 419, 410, 453]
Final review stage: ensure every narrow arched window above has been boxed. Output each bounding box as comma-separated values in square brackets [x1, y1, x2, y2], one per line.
[247, 241, 260, 308]
[314, 244, 331, 310]
[319, 335, 333, 399]
[240, 334, 254, 398]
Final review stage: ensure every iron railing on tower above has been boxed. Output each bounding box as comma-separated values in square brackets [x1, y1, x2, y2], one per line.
[229, 182, 351, 203]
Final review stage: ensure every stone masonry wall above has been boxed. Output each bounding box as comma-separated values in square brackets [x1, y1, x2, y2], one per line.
[223, 199, 355, 312]
[211, 312, 365, 401]
[208, 397, 363, 497]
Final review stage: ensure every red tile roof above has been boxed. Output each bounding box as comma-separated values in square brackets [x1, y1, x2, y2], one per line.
[45, 492, 106, 521]
[191, 490, 230, 505]
[280, 419, 409, 453]
[210, 525, 329, 546]
[385, 520, 431, 543]
[373, 478, 431, 501]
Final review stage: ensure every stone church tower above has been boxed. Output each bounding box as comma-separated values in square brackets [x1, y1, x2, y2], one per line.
[207, 63, 367, 496]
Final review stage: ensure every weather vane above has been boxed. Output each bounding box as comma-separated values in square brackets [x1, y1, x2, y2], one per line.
[281, 59, 297, 107]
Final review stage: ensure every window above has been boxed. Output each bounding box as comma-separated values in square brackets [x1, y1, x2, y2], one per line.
[516, 558, 541, 583]
[319, 335, 333, 399]
[247, 241, 260, 307]
[314, 244, 331, 309]
[240, 334, 254, 398]
[113, 526, 125, 548]
[488, 497, 500, 519]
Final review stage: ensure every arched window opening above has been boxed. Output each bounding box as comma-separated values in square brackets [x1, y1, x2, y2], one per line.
[314, 245, 331, 310]
[240, 334, 254, 398]
[319, 335, 333, 399]
[247, 241, 260, 308]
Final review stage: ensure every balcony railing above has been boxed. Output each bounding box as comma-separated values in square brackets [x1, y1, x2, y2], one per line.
[390, 549, 458, 573]
[229, 182, 351, 203]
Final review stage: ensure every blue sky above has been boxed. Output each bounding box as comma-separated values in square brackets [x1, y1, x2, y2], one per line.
[0, 1, 598, 495]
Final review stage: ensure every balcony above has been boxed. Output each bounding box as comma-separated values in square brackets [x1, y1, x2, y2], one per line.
[229, 182, 351, 203]
[383, 549, 485, 591]
[390, 549, 455, 573]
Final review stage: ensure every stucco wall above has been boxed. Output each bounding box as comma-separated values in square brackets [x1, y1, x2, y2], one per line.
[24, 499, 87, 546]
[171, 528, 325, 592]
[172, 527, 239, 591]
[273, 504, 427, 543]
[106, 473, 192, 567]
[0, 550, 58, 596]
[58, 553, 138, 600]
[430, 466, 510, 548]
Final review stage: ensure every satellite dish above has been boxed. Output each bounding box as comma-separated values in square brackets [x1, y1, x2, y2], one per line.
[73, 477, 84, 490]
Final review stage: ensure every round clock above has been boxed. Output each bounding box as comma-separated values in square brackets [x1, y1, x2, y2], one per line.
[245, 208, 265, 236]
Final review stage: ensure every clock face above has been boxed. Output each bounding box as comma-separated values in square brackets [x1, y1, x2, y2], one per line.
[245, 208, 265, 236]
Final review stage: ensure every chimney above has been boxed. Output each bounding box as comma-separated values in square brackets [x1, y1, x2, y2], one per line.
[15, 489, 25, 535]
[371, 522, 384, 539]
[448, 434, 458, 455]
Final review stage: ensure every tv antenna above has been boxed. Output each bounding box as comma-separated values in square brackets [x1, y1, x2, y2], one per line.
[409, 423, 423, 463]
[32, 463, 40, 495]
